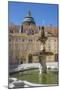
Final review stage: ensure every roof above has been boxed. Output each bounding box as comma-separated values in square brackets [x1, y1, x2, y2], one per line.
[22, 11, 36, 25]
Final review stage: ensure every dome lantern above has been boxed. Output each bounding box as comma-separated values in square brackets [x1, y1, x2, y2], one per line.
[28, 10, 32, 17]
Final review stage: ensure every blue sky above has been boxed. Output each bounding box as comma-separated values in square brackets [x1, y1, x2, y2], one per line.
[8, 2, 58, 27]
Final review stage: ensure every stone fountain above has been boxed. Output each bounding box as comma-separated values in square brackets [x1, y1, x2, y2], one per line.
[38, 26, 53, 73]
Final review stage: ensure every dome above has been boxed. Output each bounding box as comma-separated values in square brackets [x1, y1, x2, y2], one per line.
[22, 11, 36, 25]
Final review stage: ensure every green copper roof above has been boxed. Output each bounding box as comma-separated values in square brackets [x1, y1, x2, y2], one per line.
[22, 11, 36, 25]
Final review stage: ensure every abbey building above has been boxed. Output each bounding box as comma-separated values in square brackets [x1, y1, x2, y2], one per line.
[9, 11, 58, 65]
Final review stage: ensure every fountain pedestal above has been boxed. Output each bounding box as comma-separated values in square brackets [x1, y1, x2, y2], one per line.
[38, 26, 53, 73]
[39, 55, 47, 73]
[38, 26, 47, 73]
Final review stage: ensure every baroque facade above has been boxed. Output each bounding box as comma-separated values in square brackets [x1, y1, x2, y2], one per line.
[9, 11, 58, 65]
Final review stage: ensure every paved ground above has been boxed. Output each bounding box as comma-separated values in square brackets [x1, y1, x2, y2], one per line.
[9, 78, 58, 88]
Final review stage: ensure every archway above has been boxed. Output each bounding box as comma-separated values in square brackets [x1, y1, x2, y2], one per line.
[28, 54, 33, 63]
[55, 53, 58, 62]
